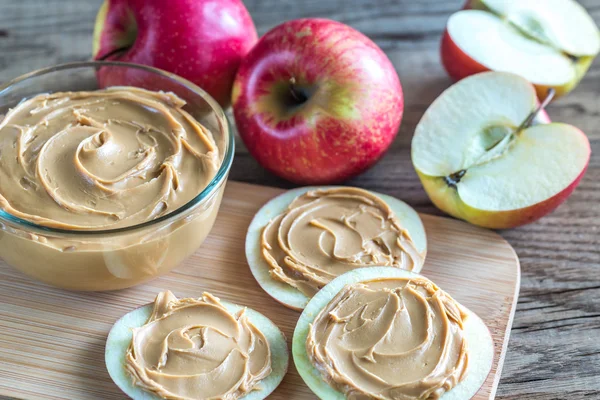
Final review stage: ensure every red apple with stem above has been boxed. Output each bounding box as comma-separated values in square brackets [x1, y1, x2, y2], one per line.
[232, 18, 403, 184]
[93, 0, 258, 107]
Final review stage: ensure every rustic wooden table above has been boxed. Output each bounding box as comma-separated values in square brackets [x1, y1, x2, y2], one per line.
[1, 0, 599, 399]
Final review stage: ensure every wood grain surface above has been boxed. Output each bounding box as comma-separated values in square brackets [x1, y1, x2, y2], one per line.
[0, 181, 519, 400]
[0, 1, 599, 399]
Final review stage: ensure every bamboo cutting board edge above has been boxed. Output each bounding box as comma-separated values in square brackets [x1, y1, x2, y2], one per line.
[0, 180, 520, 399]
[490, 253, 520, 399]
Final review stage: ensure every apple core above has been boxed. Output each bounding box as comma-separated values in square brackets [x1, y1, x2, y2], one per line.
[443, 88, 556, 188]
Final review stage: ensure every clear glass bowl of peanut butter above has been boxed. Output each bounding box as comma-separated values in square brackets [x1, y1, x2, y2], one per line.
[0, 61, 233, 291]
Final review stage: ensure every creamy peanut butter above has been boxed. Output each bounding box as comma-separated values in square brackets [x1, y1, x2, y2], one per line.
[261, 188, 424, 297]
[0, 87, 226, 291]
[306, 277, 469, 400]
[0, 87, 219, 230]
[126, 290, 272, 400]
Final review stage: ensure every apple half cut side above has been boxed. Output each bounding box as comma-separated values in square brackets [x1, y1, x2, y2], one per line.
[442, 0, 600, 98]
[105, 301, 289, 400]
[292, 267, 495, 400]
[412, 72, 590, 229]
[245, 187, 427, 311]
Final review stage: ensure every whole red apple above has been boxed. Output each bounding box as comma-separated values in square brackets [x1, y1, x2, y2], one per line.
[232, 18, 403, 184]
[93, 0, 258, 107]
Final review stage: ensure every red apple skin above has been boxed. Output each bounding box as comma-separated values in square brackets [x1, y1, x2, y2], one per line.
[440, 29, 489, 83]
[232, 18, 403, 184]
[93, 0, 258, 107]
[438, 0, 495, 83]
[463, 0, 486, 10]
[440, 0, 489, 82]
[537, 109, 551, 124]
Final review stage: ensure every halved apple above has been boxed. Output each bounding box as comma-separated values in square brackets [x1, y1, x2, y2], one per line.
[412, 72, 590, 229]
[442, 0, 600, 98]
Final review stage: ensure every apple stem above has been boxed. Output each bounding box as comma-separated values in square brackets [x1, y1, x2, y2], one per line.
[288, 77, 308, 105]
[517, 88, 556, 132]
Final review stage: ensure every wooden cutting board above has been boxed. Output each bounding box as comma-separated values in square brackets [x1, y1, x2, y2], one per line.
[0, 181, 520, 400]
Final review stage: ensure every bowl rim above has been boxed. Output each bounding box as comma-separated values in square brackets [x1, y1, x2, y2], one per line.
[0, 60, 234, 236]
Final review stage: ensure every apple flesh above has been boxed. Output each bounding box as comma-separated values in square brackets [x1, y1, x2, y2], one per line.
[412, 72, 590, 229]
[232, 18, 403, 184]
[442, 0, 600, 98]
[93, 0, 258, 107]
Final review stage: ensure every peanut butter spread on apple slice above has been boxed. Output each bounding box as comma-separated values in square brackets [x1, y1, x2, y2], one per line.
[126, 291, 272, 400]
[261, 188, 424, 297]
[0, 87, 219, 230]
[307, 277, 469, 399]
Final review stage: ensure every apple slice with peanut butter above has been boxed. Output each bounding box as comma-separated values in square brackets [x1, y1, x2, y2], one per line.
[246, 187, 427, 310]
[293, 267, 494, 400]
[105, 290, 288, 400]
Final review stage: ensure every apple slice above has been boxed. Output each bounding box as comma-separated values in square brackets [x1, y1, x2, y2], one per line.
[442, 0, 600, 98]
[106, 300, 289, 400]
[292, 267, 494, 400]
[412, 72, 590, 229]
[245, 187, 427, 311]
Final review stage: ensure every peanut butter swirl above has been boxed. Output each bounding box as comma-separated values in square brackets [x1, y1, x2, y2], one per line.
[261, 188, 424, 297]
[127, 291, 272, 400]
[307, 278, 469, 400]
[0, 87, 219, 230]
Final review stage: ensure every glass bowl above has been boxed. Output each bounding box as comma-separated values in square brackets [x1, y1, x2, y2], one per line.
[0, 61, 234, 291]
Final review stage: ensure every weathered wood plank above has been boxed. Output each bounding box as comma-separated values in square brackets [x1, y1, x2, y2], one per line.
[1, 0, 600, 398]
